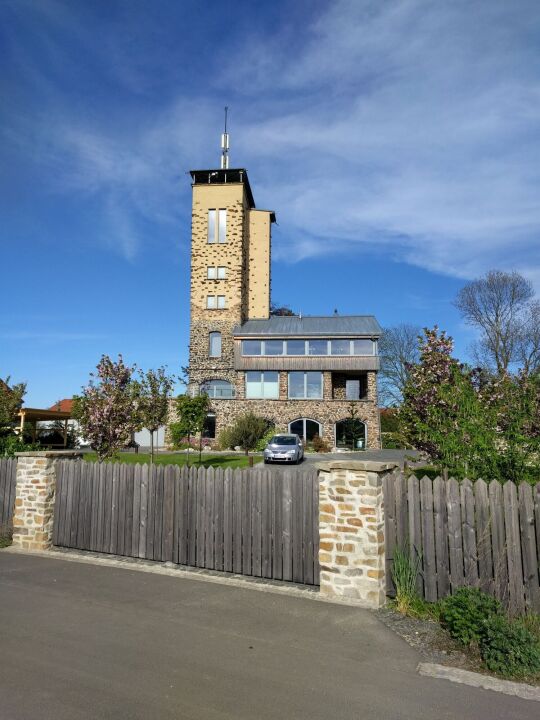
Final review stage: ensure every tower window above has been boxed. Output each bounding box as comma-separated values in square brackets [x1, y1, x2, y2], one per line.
[208, 209, 227, 243]
[209, 332, 222, 357]
[206, 295, 216, 309]
[207, 266, 227, 280]
[217, 295, 226, 309]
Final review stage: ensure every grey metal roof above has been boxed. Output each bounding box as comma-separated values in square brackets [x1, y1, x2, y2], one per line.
[233, 315, 382, 337]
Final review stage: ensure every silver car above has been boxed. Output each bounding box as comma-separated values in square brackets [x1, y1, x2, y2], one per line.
[263, 434, 304, 464]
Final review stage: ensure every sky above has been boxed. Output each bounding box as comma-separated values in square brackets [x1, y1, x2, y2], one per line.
[1, 0, 540, 407]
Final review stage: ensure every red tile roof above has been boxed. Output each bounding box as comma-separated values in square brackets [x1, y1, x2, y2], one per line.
[49, 399, 74, 413]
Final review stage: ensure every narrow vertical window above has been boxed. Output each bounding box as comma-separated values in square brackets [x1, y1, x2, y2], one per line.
[217, 266, 227, 279]
[207, 266, 217, 279]
[208, 210, 216, 243]
[217, 295, 226, 309]
[218, 209, 227, 243]
[209, 332, 222, 357]
[206, 295, 216, 309]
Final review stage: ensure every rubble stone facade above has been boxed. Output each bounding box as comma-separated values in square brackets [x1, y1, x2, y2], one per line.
[183, 167, 381, 449]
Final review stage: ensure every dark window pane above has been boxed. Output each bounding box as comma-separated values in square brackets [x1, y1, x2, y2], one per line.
[242, 340, 262, 355]
[308, 339, 327, 355]
[264, 340, 283, 355]
[288, 372, 305, 398]
[289, 419, 304, 437]
[331, 339, 350, 355]
[286, 340, 305, 355]
[306, 372, 323, 398]
[352, 339, 373, 355]
[202, 414, 216, 439]
[305, 420, 321, 441]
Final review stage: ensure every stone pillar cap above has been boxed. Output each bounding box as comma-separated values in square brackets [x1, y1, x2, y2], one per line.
[14, 450, 84, 458]
[315, 460, 400, 472]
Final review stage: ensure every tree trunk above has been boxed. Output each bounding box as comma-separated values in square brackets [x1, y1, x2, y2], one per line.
[150, 430, 154, 467]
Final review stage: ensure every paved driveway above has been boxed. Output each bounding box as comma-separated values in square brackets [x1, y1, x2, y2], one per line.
[0, 552, 534, 720]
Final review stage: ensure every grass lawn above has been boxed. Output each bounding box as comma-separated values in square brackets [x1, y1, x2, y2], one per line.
[83, 452, 263, 469]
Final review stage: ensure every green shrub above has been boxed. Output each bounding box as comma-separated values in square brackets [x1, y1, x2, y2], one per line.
[218, 427, 236, 450]
[440, 588, 502, 646]
[391, 545, 422, 615]
[0, 434, 40, 457]
[480, 615, 540, 678]
[255, 428, 276, 452]
[227, 413, 272, 454]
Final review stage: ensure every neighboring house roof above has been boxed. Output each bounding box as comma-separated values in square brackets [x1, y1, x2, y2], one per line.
[49, 399, 74, 413]
[233, 315, 382, 337]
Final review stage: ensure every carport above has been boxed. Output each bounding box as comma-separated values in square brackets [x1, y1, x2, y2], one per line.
[18, 407, 72, 447]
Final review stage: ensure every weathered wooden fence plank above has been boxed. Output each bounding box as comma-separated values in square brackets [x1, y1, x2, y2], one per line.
[292, 469, 304, 584]
[272, 471, 283, 581]
[474, 480, 493, 596]
[395, 473, 408, 550]
[162, 465, 175, 562]
[204, 467, 215, 569]
[261, 470, 272, 580]
[241, 470, 252, 576]
[251, 470, 262, 577]
[222, 468, 233, 573]
[131, 464, 141, 558]
[312, 469, 320, 587]
[460, 479, 479, 588]
[420, 476, 437, 601]
[175, 466, 188, 565]
[0, 458, 16, 536]
[407, 475, 423, 596]
[282, 470, 293, 582]
[302, 471, 314, 586]
[446, 478, 464, 592]
[518, 483, 540, 613]
[488, 480, 508, 605]
[214, 468, 224, 572]
[433, 476, 449, 598]
[187, 466, 198, 567]
[503, 480, 525, 616]
[384, 472, 397, 596]
[232, 469, 243, 574]
[196, 467, 206, 567]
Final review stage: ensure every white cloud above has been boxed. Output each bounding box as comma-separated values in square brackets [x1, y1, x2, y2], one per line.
[3, 0, 540, 286]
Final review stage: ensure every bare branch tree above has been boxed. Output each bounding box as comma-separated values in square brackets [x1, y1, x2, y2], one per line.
[454, 270, 534, 374]
[378, 324, 421, 406]
[516, 300, 540, 375]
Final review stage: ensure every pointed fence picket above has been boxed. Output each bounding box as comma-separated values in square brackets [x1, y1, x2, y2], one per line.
[53, 459, 319, 587]
[383, 472, 540, 613]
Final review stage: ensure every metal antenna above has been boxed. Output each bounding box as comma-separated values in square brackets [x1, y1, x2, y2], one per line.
[220, 106, 229, 169]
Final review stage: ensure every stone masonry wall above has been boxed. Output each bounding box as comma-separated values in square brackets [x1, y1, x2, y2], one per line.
[12, 451, 82, 550]
[318, 461, 395, 607]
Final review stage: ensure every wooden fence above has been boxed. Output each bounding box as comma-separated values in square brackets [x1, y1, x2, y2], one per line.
[0, 458, 16, 537]
[53, 460, 320, 586]
[384, 473, 540, 614]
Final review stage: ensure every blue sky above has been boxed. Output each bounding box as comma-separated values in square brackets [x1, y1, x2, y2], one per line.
[1, 0, 540, 407]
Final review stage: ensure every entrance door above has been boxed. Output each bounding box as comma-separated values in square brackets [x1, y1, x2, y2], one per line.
[289, 418, 321, 442]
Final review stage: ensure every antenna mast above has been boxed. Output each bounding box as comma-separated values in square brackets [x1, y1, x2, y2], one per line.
[220, 106, 230, 169]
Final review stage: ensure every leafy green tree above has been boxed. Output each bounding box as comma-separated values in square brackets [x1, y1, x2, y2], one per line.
[136, 367, 176, 465]
[0, 377, 26, 436]
[169, 393, 211, 466]
[399, 327, 540, 481]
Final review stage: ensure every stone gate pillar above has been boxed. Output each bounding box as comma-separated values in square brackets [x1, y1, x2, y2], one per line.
[12, 451, 82, 551]
[317, 461, 398, 608]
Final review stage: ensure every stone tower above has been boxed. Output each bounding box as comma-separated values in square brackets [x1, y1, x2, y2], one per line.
[187, 168, 275, 396]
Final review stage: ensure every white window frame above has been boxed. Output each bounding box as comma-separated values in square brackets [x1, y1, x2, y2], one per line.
[217, 266, 227, 279]
[245, 371, 279, 399]
[217, 295, 226, 309]
[206, 295, 216, 309]
[207, 266, 217, 280]
[208, 332, 222, 357]
[288, 372, 323, 400]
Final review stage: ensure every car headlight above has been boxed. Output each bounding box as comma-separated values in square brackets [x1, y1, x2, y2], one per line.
[286, 449, 296, 455]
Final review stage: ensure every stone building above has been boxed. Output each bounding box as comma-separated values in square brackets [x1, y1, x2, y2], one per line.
[185, 157, 381, 450]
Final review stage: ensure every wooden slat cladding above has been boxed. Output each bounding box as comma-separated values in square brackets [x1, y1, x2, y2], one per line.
[53, 460, 320, 587]
[383, 473, 540, 614]
[233, 345, 380, 372]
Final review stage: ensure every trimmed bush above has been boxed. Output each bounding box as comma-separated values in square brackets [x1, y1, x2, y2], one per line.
[480, 615, 540, 678]
[311, 434, 330, 453]
[255, 428, 276, 452]
[440, 588, 502, 646]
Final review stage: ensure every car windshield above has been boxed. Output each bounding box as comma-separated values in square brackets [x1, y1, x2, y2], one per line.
[271, 436, 296, 446]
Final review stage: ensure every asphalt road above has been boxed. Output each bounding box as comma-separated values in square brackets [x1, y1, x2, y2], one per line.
[0, 552, 535, 720]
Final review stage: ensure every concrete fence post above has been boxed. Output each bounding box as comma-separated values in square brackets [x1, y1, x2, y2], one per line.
[317, 461, 398, 608]
[12, 451, 82, 551]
